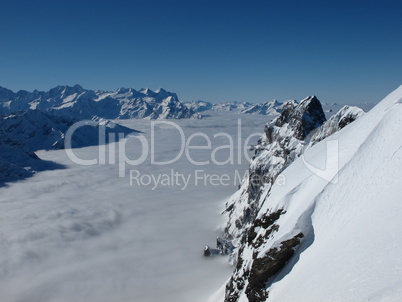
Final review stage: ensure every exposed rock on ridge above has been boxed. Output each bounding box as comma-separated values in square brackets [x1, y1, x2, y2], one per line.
[220, 97, 365, 302]
[224, 96, 327, 242]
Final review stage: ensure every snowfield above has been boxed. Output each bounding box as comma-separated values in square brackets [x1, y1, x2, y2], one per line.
[0, 113, 269, 302]
[267, 86, 402, 302]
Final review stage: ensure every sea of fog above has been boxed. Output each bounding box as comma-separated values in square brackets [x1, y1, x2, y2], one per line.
[0, 112, 271, 302]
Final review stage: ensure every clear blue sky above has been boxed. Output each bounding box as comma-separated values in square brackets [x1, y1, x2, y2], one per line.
[1, 0, 401, 104]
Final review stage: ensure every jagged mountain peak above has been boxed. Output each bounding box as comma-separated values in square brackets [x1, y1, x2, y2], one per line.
[139, 87, 152, 95]
[49, 84, 84, 96]
[114, 87, 137, 96]
[224, 97, 327, 243]
[296, 96, 325, 118]
[0, 85, 199, 120]
[272, 97, 326, 140]
[155, 88, 167, 94]
[218, 86, 402, 302]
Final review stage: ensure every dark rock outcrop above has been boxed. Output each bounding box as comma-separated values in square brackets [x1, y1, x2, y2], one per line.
[220, 97, 364, 302]
[224, 96, 327, 242]
[245, 233, 304, 302]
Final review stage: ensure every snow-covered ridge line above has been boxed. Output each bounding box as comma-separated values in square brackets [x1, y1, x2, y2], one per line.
[0, 85, 201, 120]
[212, 86, 402, 301]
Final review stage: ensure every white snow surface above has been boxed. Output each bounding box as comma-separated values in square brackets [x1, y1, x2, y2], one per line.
[0, 112, 270, 302]
[212, 86, 402, 301]
[269, 86, 402, 302]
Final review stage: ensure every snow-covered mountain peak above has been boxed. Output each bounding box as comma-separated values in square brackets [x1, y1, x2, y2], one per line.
[48, 84, 84, 97]
[115, 87, 136, 94]
[139, 87, 155, 96]
[309, 105, 365, 147]
[155, 88, 167, 94]
[240, 99, 283, 115]
[272, 96, 326, 140]
[0, 85, 198, 120]
[214, 85, 402, 302]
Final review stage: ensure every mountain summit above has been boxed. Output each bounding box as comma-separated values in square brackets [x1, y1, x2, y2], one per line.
[212, 86, 402, 301]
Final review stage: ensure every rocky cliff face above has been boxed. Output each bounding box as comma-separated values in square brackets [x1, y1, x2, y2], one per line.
[0, 85, 200, 120]
[221, 97, 364, 301]
[223, 96, 326, 242]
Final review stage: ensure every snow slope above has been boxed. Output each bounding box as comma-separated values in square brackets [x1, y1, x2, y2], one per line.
[267, 85, 402, 302]
[309, 105, 365, 147]
[223, 96, 327, 242]
[213, 86, 402, 301]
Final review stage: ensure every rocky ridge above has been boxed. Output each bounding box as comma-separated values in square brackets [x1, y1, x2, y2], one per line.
[220, 96, 365, 301]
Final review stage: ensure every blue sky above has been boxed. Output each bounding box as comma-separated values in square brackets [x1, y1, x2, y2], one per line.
[1, 0, 401, 104]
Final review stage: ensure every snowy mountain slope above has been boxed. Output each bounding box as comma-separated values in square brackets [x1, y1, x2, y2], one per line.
[223, 96, 327, 242]
[308, 105, 365, 147]
[0, 85, 200, 120]
[0, 131, 42, 183]
[184, 100, 214, 112]
[0, 125, 68, 185]
[321, 102, 374, 119]
[1, 110, 71, 150]
[0, 109, 137, 184]
[266, 85, 402, 302]
[211, 102, 254, 112]
[1, 110, 136, 151]
[213, 86, 402, 301]
[240, 100, 282, 115]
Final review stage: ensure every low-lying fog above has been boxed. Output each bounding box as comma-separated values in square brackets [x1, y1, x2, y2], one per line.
[0, 112, 270, 302]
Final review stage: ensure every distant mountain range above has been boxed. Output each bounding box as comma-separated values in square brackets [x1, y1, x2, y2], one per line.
[0, 85, 200, 120]
[0, 85, 375, 121]
[184, 99, 375, 119]
[0, 84, 375, 185]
